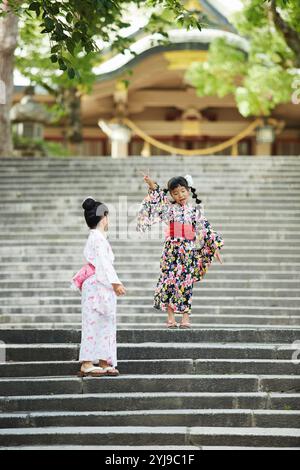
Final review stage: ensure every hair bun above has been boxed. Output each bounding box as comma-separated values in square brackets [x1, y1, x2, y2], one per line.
[82, 197, 96, 211]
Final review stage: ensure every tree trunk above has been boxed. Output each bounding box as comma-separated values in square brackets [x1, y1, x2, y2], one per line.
[0, 3, 18, 157]
[270, 0, 300, 68]
[62, 87, 83, 156]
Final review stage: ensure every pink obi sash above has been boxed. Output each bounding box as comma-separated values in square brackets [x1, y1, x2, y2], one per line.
[165, 222, 196, 241]
[71, 263, 95, 291]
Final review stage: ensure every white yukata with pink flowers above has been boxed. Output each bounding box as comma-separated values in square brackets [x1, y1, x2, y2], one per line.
[79, 229, 120, 367]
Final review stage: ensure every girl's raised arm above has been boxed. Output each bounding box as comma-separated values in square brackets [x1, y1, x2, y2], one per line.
[137, 171, 172, 232]
[141, 171, 157, 192]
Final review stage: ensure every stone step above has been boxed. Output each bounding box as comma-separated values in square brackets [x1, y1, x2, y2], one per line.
[2, 323, 299, 330]
[1, 279, 300, 290]
[1, 285, 299, 295]
[2, 305, 299, 315]
[2, 186, 298, 196]
[1, 297, 299, 310]
[0, 239, 299, 247]
[1, 168, 299, 175]
[0, 272, 300, 286]
[0, 238, 298, 246]
[6, 186, 297, 193]
[1, 287, 299, 299]
[1, 246, 300, 256]
[0, 201, 300, 211]
[12, 169, 299, 174]
[1, 252, 298, 262]
[1, 222, 299, 231]
[1, 409, 300, 430]
[0, 328, 299, 344]
[2, 177, 300, 185]
[2, 166, 300, 173]
[3, 165, 299, 172]
[2, 167, 300, 174]
[0, 225, 298, 234]
[2, 272, 300, 281]
[0, 445, 201, 450]
[1, 392, 299, 413]
[3, 186, 300, 196]
[1, 424, 300, 447]
[1, 186, 299, 195]
[0, 233, 298, 242]
[2, 162, 298, 169]
[1, 314, 299, 327]
[2, 296, 299, 308]
[0, 374, 299, 396]
[2, 201, 299, 210]
[0, 263, 299, 273]
[2, 343, 299, 361]
[1, 169, 299, 175]
[0, 155, 297, 160]
[0, 169, 299, 177]
[3, 224, 297, 232]
[3, 161, 299, 167]
[0, 445, 298, 450]
[1, 191, 299, 202]
[1, 359, 299, 378]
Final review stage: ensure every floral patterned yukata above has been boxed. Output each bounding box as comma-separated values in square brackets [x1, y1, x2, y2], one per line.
[79, 229, 120, 366]
[137, 185, 224, 315]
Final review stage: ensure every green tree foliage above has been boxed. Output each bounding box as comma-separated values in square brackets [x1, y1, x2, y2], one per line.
[15, 15, 102, 148]
[1, 0, 203, 78]
[16, 15, 100, 95]
[185, 0, 298, 117]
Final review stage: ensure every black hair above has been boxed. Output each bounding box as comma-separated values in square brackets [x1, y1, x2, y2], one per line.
[163, 176, 202, 204]
[82, 198, 109, 229]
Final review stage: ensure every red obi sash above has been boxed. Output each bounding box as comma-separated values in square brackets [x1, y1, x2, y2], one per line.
[165, 222, 195, 241]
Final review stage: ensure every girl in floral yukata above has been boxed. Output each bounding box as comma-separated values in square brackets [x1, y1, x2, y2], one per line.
[137, 174, 224, 329]
[76, 197, 126, 377]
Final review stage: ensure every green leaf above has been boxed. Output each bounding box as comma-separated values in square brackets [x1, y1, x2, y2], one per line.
[51, 45, 60, 54]
[66, 12, 73, 24]
[28, 2, 40, 12]
[58, 58, 68, 71]
[72, 31, 82, 43]
[66, 38, 75, 55]
[44, 17, 55, 32]
[68, 67, 76, 79]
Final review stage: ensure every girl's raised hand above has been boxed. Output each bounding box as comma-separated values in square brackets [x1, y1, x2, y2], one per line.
[140, 170, 157, 190]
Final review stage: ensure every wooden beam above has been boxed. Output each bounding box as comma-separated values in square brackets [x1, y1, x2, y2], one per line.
[131, 120, 255, 137]
[44, 123, 299, 140]
[128, 90, 235, 112]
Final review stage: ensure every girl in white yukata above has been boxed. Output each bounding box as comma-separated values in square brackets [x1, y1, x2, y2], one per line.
[76, 197, 126, 377]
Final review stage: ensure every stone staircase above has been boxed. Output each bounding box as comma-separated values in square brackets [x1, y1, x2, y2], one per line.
[0, 155, 300, 449]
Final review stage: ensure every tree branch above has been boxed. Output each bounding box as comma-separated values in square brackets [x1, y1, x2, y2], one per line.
[269, 0, 300, 67]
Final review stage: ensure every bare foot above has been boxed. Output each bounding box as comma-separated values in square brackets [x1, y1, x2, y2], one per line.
[166, 306, 177, 328]
[180, 312, 191, 329]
